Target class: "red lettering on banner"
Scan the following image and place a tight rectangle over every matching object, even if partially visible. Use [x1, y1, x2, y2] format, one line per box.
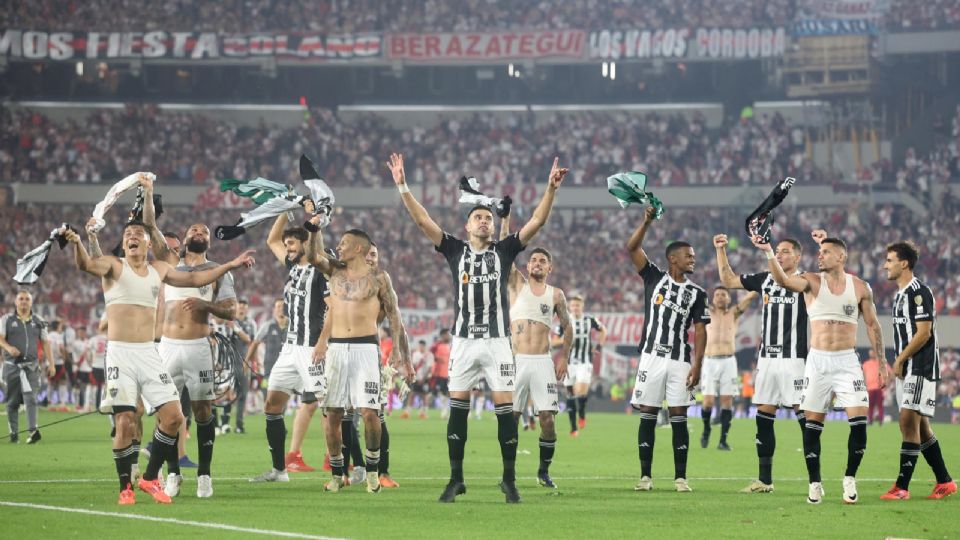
[466, 35, 482, 56]
[389, 35, 405, 56]
[484, 35, 501, 56]
[502, 33, 518, 54]
[409, 35, 423, 58]
[520, 185, 537, 205]
[518, 34, 533, 55]
[535, 33, 552, 54]
[445, 35, 462, 56]
[425, 35, 440, 57]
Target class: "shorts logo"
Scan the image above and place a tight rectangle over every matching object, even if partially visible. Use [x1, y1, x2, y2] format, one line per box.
[198, 370, 213, 384]
[903, 382, 917, 394]
[159, 373, 171, 385]
[852, 379, 866, 392]
[843, 304, 856, 317]
[794, 378, 804, 392]
[364, 382, 379, 395]
[109, 388, 118, 398]
[546, 383, 557, 395]
[925, 399, 936, 408]
[500, 363, 515, 377]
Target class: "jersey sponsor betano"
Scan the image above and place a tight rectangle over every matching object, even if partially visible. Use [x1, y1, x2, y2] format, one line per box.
[436, 232, 525, 339]
[740, 271, 808, 359]
[892, 277, 940, 380]
[556, 315, 602, 365]
[283, 260, 329, 347]
[638, 261, 710, 363]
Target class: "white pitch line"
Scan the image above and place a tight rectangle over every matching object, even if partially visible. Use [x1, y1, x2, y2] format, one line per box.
[0, 501, 346, 540]
[0, 476, 896, 484]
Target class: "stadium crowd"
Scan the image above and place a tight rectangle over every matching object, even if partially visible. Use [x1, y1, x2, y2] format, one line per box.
[2, 0, 958, 33]
[2, 105, 829, 188]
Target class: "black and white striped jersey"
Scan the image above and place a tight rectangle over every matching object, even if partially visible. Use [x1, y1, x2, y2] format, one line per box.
[638, 261, 710, 363]
[436, 232, 525, 339]
[740, 271, 808, 359]
[892, 277, 939, 380]
[283, 260, 329, 347]
[556, 316, 602, 365]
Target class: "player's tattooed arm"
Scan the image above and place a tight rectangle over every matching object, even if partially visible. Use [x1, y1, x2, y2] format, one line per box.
[85, 218, 104, 258]
[378, 270, 413, 381]
[63, 228, 116, 278]
[388, 153, 443, 246]
[734, 291, 758, 318]
[627, 206, 657, 272]
[554, 289, 572, 380]
[304, 221, 339, 275]
[859, 281, 888, 388]
[179, 298, 237, 320]
[140, 175, 177, 265]
[713, 234, 745, 289]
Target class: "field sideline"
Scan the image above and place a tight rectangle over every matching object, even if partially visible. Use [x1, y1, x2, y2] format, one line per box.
[0, 409, 956, 539]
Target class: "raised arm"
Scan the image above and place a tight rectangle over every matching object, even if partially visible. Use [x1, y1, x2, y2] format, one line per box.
[85, 218, 104, 258]
[518, 157, 567, 246]
[388, 153, 443, 247]
[378, 270, 414, 382]
[64, 229, 116, 278]
[859, 281, 888, 389]
[751, 236, 812, 293]
[553, 289, 571, 381]
[714, 234, 745, 289]
[626, 206, 657, 272]
[304, 217, 335, 275]
[140, 175, 178, 265]
[734, 291, 758, 318]
[499, 206, 523, 289]
[159, 250, 255, 288]
[267, 213, 289, 265]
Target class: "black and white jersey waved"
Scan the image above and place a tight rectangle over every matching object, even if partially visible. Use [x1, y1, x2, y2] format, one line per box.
[638, 261, 710, 363]
[740, 271, 808, 359]
[436, 232, 525, 339]
[556, 315, 602, 365]
[892, 277, 939, 380]
[283, 259, 329, 347]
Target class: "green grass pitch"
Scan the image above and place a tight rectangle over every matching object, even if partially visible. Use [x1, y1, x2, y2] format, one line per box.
[0, 409, 956, 539]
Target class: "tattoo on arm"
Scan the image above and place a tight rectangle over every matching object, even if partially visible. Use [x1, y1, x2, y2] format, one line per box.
[861, 285, 885, 357]
[555, 291, 573, 361]
[87, 234, 103, 258]
[378, 271, 409, 364]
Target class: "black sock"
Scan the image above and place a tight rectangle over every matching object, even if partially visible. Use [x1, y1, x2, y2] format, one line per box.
[719, 408, 733, 443]
[701, 407, 712, 434]
[447, 398, 470, 482]
[920, 436, 953, 483]
[670, 415, 689, 480]
[196, 415, 215, 477]
[365, 448, 380, 476]
[577, 396, 588, 420]
[340, 414, 354, 469]
[638, 413, 657, 478]
[845, 416, 867, 477]
[265, 413, 286, 472]
[538, 437, 556, 475]
[803, 420, 824, 483]
[566, 397, 577, 432]
[756, 411, 776, 485]
[797, 411, 806, 431]
[330, 454, 345, 477]
[379, 414, 390, 475]
[113, 444, 134, 491]
[495, 403, 518, 482]
[896, 442, 921, 490]
[144, 428, 177, 481]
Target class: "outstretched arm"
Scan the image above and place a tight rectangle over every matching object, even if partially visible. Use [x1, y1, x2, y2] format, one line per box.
[388, 153, 443, 247]
[140, 175, 178, 265]
[64, 229, 115, 278]
[518, 157, 567, 246]
[378, 271, 414, 382]
[554, 290, 571, 382]
[626, 206, 657, 272]
[267, 213, 289, 265]
[860, 282, 888, 389]
[714, 234, 745, 289]
[499, 206, 523, 289]
[304, 217, 335, 275]
[751, 236, 812, 293]
[159, 250, 255, 288]
[734, 291, 758, 317]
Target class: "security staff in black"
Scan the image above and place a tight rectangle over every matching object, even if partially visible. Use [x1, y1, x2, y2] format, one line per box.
[1, 290, 55, 443]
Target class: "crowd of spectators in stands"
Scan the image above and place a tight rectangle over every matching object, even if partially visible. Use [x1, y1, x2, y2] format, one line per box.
[2, 0, 957, 33]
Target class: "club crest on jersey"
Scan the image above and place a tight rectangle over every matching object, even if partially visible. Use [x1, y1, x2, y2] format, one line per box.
[540, 304, 549, 315]
[682, 290, 693, 303]
[151, 286, 160, 298]
[843, 304, 856, 316]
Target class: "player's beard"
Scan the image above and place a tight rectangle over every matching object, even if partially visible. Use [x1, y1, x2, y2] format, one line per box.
[186, 238, 209, 253]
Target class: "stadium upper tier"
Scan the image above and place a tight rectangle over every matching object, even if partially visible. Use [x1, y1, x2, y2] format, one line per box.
[2, 0, 957, 33]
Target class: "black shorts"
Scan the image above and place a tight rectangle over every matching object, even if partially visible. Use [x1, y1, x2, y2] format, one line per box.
[431, 377, 449, 396]
[301, 391, 318, 404]
[92, 368, 105, 384]
[410, 381, 430, 394]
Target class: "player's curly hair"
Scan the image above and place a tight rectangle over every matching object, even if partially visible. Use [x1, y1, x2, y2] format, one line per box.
[886, 241, 919, 270]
